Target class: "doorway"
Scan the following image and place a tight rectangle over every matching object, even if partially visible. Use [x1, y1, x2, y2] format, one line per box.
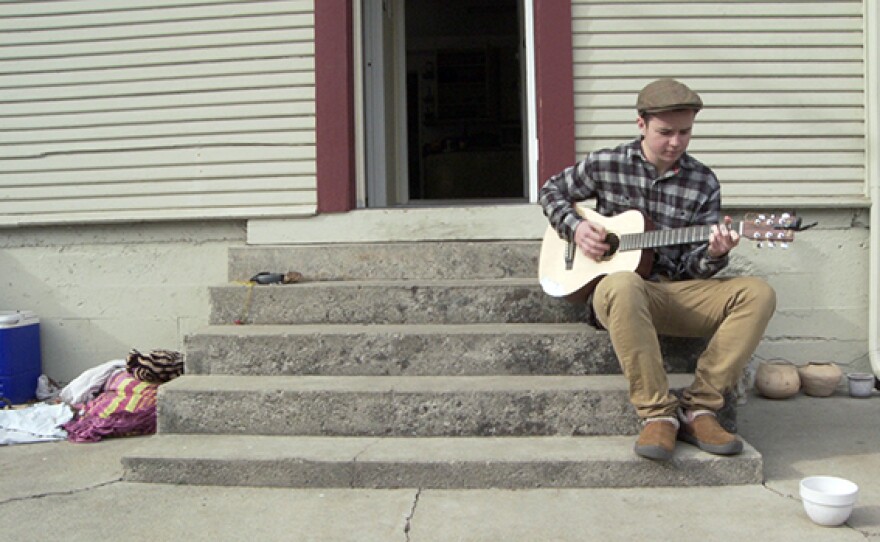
[362, 0, 527, 207]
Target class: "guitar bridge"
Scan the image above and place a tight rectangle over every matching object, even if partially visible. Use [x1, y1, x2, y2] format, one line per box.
[565, 239, 576, 270]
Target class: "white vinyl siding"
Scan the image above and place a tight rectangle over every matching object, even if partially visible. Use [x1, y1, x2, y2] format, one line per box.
[570, 0, 867, 207]
[0, 0, 316, 226]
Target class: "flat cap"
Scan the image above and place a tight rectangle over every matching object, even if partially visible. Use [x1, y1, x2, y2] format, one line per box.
[636, 78, 702, 114]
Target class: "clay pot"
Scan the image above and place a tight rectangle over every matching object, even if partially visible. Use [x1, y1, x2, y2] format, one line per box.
[755, 360, 801, 399]
[798, 362, 843, 397]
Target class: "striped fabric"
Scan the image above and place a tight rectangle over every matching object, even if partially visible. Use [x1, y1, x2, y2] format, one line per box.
[126, 348, 184, 384]
[90, 370, 158, 419]
[64, 370, 159, 443]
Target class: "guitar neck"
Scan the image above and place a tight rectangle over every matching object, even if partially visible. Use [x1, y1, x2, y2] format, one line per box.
[620, 221, 743, 251]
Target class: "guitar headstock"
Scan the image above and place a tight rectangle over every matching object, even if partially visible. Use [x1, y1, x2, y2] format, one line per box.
[741, 212, 800, 248]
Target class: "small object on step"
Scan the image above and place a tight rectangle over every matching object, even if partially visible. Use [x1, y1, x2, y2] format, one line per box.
[249, 271, 304, 285]
[283, 271, 303, 284]
[250, 272, 285, 284]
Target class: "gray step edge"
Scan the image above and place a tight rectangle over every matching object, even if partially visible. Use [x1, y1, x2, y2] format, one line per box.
[159, 373, 693, 393]
[123, 434, 763, 489]
[227, 241, 542, 282]
[155, 374, 696, 437]
[182, 324, 702, 377]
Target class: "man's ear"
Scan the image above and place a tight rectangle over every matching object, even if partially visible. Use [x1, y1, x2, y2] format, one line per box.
[637, 115, 647, 136]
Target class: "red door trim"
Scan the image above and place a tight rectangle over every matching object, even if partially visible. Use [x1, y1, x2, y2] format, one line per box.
[315, 0, 356, 213]
[533, 1, 576, 187]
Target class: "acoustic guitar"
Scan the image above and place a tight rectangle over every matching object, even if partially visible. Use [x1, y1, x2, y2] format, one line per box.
[538, 204, 801, 304]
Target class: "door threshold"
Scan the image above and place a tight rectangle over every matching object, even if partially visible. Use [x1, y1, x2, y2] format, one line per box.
[396, 198, 529, 207]
[247, 203, 547, 245]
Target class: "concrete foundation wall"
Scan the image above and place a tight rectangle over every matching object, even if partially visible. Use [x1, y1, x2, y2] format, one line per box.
[0, 221, 247, 383]
[729, 209, 871, 372]
[0, 207, 871, 384]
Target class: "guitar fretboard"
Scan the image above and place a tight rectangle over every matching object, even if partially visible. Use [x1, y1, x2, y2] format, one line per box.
[619, 222, 743, 251]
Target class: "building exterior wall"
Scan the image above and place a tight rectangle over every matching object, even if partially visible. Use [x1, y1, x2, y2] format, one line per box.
[0, 0, 318, 225]
[0, 221, 246, 382]
[570, 0, 867, 207]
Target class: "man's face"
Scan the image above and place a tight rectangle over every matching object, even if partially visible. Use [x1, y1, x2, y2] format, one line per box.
[637, 109, 696, 173]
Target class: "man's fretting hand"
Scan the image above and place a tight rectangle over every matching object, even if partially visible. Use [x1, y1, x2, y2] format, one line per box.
[574, 219, 611, 262]
[708, 216, 740, 258]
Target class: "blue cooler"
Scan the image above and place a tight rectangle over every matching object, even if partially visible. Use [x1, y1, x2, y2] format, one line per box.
[0, 311, 42, 404]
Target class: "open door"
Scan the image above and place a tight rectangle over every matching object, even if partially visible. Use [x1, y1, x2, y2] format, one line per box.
[362, 0, 527, 207]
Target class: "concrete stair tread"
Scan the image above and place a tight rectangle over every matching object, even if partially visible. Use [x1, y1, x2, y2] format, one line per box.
[208, 276, 581, 325]
[184, 324, 704, 377]
[183, 323, 624, 377]
[215, 277, 540, 288]
[193, 322, 595, 336]
[157, 374, 700, 437]
[228, 239, 542, 281]
[123, 434, 762, 488]
[162, 373, 694, 393]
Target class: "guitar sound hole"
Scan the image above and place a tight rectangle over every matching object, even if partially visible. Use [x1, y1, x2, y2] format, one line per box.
[603, 233, 620, 259]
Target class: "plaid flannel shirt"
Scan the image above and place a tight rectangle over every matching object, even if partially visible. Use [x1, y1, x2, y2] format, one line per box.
[539, 138, 728, 282]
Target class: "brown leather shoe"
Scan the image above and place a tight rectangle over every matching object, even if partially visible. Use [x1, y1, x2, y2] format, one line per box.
[678, 410, 743, 455]
[634, 418, 678, 461]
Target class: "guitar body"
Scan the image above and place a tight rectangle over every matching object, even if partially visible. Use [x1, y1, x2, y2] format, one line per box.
[538, 205, 801, 305]
[539, 206, 653, 304]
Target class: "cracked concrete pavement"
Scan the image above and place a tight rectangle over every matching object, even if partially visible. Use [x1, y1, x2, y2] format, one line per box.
[1, 392, 879, 541]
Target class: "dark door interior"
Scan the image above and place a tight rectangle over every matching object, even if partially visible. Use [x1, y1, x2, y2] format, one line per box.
[405, 0, 524, 201]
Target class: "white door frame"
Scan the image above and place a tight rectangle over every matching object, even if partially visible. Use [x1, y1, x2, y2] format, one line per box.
[523, 0, 538, 203]
[866, 0, 880, 376]
[353, 0, 366, 208]
[391, 0, 409, 205]
[361, 0, 389, 207]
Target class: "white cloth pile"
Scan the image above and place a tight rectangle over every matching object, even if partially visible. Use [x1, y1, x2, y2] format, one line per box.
[0, 359, 126, 445]
[59, 359, 126, 405]
[0, 402, 73, 445]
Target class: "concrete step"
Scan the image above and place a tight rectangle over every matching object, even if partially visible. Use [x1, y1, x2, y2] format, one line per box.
[123, 434, 763, 488]
[157, 374, 697, 437]
[209, 279, 583, 325]
[184, 323, 704, 377]
[227, 241, 541, 282]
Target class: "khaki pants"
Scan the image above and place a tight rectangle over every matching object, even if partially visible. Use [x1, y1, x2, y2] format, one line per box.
[592, 272, 777, 419]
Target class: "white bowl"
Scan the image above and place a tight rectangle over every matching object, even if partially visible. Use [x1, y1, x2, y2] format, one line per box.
[799, 476, 859, 526]
[847, 373, 875, 398]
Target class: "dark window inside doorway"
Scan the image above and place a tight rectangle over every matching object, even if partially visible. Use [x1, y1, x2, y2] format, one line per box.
[405, 0, 524, 201]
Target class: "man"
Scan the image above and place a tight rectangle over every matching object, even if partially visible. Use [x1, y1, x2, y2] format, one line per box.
[539, 78, 776, 461]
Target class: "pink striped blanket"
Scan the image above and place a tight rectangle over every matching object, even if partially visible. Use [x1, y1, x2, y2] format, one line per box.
[64, 370, 159, 443]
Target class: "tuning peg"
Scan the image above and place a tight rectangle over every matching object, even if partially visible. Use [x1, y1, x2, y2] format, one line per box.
[780, 242, 790, 249]
[766, 241, 775, 248]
